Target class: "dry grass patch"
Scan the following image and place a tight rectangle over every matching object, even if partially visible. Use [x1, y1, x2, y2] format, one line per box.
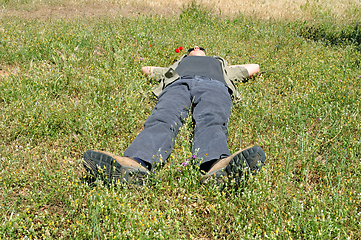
[0, 0, 360, 21]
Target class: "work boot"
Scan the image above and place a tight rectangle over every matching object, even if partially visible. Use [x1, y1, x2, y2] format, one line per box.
[202, 146, 266, 187]
[82, 150, 150, 185]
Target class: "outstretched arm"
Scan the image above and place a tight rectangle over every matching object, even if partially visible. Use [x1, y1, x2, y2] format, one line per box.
[228, 64, 260, 78]
[141, 66, 167, 77]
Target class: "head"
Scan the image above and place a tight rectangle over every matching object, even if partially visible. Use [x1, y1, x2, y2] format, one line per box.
[188, 46, 206, 56]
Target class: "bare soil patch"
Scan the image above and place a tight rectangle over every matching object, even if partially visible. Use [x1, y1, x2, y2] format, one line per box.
[0, 65, 11, 77]
[0, 70, 9, 77]
[0, 64, 21, 78]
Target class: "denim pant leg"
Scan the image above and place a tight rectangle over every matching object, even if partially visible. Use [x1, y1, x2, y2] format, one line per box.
[124, 79, 192, 167]
[191, 78, 232, 164]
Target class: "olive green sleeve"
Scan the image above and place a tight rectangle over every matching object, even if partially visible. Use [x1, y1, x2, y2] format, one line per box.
[227, 66, 249, 82]
[152, 55, 187, 97]
[149, 67, 167, 81]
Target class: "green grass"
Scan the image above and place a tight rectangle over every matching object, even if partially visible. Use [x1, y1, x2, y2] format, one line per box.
[0, 3, 360, 239]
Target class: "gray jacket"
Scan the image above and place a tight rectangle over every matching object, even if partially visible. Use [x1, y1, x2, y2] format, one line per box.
[150, 55, 249, 101]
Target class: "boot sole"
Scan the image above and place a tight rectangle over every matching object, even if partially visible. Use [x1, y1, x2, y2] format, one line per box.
[82, 150, 149, 185]
[205, 146, 266, 186]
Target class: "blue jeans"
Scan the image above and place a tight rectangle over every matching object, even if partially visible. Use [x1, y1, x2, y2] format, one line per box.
[124, 76, 232, 168]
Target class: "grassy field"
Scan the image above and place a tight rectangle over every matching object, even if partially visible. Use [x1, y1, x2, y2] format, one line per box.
[1, 0, 361, 239]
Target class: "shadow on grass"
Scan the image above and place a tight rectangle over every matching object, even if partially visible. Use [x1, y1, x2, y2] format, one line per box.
[299, 21, 361, 53]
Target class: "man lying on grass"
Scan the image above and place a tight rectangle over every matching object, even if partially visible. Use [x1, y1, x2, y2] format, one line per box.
[83, 46, 266, 187]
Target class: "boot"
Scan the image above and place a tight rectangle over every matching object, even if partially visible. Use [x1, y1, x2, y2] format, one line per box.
[82, 150, 150, 185]
[202, 146, 266, 187]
